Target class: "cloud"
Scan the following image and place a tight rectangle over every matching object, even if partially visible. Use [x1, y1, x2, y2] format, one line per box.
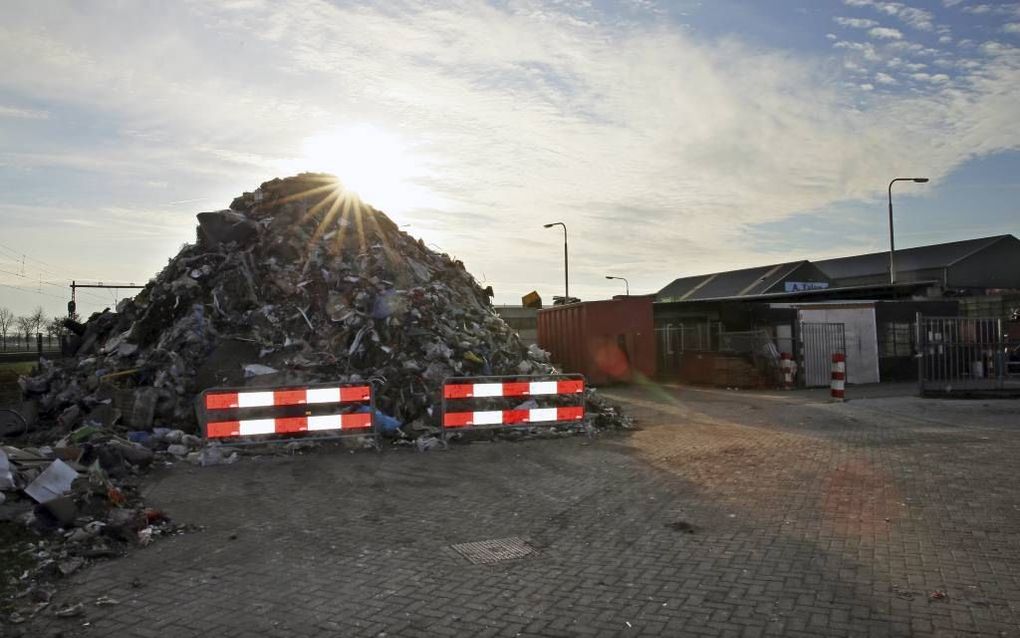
[869, 27, 904, 39]
[845, 1, 938, 31]
[1004, 23, 1020, 34]
[963, 4, 1020, 16]
[0, 105, 48, 120]
[875, 71, 898, 84]
[0, 1, 1019, 299]
[835, 16, 878, 28]
[834, 40, 883, 61]
[897, 7, 934, 31]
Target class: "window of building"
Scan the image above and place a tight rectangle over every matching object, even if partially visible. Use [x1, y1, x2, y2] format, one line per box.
[879, 322, 913, 357]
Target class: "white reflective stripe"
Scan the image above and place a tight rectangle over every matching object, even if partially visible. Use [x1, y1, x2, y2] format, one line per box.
[307, 414, 342, 431]
[237, 392, 274, 408]
[472, 383, 503, 398]
[473, 410, 504, 425]
[529, 381, 557, 395]
[833, 362, 846, 373]
[238, 419, 276, 435]
[831, 380, 845, 391]
[306, 387, 340, 404]
[528, 408, 558, 423]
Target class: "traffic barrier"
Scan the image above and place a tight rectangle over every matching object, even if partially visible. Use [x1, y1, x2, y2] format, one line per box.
[196, 382, 377, 446]
[830, 353, 846, 402]
[780, 353, 794, 390]
[441, 374, 586, 435]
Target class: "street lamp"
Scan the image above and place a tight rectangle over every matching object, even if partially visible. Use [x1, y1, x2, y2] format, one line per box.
[543, 222, 569, 303]
[605, 275, 629, 296]
[887, 177, 929, 284]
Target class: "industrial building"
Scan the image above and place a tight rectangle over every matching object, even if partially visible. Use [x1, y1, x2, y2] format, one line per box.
[535, 234, 1020, 389]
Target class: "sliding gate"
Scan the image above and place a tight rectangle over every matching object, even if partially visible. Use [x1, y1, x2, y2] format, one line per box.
[799, 322, 846, 387]
[917, 315, 1020, 397]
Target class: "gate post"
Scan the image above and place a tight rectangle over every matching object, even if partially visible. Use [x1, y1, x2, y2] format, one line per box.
[780, 353, 794, 390]
[831, 353, 846, 402]
[997, 317, 1005, 390]
[916, 312, 923, 396]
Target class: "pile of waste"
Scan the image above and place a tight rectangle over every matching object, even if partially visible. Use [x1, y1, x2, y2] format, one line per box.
[2, 174, 632, 621]
[1, 436, 195, 625]
[17, 173, 631, 440]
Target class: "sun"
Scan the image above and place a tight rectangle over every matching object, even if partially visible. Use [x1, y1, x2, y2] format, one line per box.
[283, 124, 436, 215]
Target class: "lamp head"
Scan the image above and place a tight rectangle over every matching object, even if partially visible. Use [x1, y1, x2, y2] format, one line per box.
[543, 223, 555, 228]
[913, 178, 929, 183]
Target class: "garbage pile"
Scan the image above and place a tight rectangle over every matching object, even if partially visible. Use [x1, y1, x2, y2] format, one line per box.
[18, 173, 631, 440]
[1, 437, 193, 625]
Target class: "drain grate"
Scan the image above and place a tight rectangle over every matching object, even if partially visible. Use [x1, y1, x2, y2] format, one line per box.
[450, 537, 535, 564]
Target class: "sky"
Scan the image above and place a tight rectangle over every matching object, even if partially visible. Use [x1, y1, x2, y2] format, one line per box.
[1, 0, 1019, 319]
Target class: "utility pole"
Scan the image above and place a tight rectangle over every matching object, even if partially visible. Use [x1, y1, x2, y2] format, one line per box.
[68, 281, 145, 317]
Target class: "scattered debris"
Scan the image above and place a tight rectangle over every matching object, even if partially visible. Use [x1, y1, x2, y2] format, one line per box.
[24, 459, 78, 504]
[929, 590, 947, 601]
[666, 520, 697, 534]
[54, 602, 85, 618]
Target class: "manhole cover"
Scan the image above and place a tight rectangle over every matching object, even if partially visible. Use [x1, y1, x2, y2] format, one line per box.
[450, 537, 535, 564]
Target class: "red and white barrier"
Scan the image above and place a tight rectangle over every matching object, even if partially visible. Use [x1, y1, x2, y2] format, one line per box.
[198, 383, 376, 444]
[830, 353, 846, 401]
[443, 406, 584, 428]
[443, 379, 584, 400]
[205, 385, 371, 410]
[441, 375, 586, 435]
[780, 353, 794, 390]
[206, 412, 373, 439]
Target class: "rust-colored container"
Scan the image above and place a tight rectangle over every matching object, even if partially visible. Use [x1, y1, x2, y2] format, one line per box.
[537, 297, 655, 385]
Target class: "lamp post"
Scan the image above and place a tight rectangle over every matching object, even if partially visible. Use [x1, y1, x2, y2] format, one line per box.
[605, 275, 629, 296]
[887, 177, 929, 284]
[543, 222, 569, 303]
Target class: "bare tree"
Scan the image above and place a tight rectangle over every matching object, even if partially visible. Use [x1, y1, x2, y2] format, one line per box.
[29, 306, 46, 335]
[0, 307, 12, 350]
[16, 315, 34, 347]
[47, 316, 69, 338]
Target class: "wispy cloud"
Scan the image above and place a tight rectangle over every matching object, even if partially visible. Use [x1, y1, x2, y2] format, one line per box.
[0, 0, 1018, 301]
[835, 16, 878, 28]
[0, 105, 48, 119]
[869, 26, 904, 39]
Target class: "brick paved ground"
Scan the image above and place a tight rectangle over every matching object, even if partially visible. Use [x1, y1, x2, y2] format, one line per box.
[12, 384, 1020, 637]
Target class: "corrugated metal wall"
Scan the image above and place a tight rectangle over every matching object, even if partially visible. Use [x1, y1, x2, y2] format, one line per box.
[537, 298, 655, 385]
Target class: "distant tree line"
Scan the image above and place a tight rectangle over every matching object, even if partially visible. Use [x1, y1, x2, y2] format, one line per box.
[0, 305, 71, 350]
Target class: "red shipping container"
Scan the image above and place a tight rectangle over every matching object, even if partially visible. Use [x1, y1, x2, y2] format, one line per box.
[537, 297, 655, 385]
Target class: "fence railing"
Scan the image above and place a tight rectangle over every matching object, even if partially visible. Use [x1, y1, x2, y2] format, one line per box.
[917, 314, 1020, 397]
[0, 333, 65, 356]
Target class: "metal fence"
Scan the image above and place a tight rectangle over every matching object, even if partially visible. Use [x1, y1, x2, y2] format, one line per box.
[655, 322, 720, 357]
[0, 333, 64, 357]
[799, 322, 846, 387]
[655, 323, 784, 386]
[917, 314, 1020, 397]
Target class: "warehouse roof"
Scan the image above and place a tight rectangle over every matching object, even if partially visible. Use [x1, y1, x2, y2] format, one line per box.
[655, 234, 1020, 305]
[657, 260, 824, 302]
[814, 235, 1015, 281]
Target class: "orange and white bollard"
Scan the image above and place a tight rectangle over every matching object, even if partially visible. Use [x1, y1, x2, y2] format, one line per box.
[780, 353, 794, 390]
[830, 353, 846, 401]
